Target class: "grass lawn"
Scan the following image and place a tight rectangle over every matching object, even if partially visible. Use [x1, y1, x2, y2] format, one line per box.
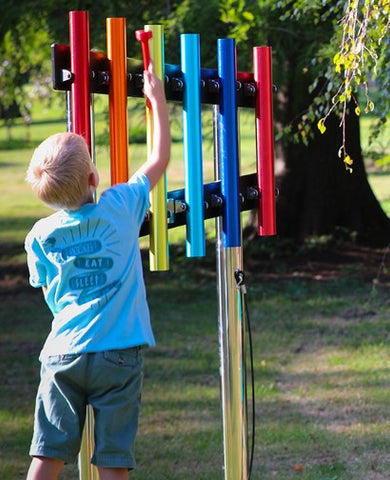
[0, 100, 389, 479]
[1, 243, 389, 479]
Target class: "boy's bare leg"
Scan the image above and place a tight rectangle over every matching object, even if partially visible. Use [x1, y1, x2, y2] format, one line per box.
[26, 456, 64, 480]
[98, 467, 129, 480]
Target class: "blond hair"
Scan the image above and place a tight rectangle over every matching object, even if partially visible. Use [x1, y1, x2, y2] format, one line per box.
[26, 132, 94, 210]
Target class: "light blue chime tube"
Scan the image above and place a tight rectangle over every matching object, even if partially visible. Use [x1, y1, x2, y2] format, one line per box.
[180, 33, 205, 257]
[215, 38, 248, 480]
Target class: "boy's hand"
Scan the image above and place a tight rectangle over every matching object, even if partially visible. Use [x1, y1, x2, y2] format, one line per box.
[143, 61, 166, 107]
[138, 61, 170, 189]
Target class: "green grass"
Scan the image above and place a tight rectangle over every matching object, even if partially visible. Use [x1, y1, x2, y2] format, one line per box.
[1, 99, 390, 479]
[1, 251, 389, 479]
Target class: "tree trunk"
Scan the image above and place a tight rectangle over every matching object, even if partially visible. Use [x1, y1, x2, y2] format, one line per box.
[274, 109, 390, 247]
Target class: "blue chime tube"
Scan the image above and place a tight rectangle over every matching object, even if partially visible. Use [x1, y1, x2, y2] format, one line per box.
[215, 38, 248, 480]
[180, 33, 205, 257]
[217, 39, 241, 248]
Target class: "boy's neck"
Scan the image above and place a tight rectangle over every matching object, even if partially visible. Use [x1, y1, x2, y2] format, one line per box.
[65, 189, 95, 211]
[81, 187, 96, 206]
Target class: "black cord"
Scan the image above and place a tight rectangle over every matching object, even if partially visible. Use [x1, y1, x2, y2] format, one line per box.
[235, 269, 255, 480]
[245, 284, 255, 479]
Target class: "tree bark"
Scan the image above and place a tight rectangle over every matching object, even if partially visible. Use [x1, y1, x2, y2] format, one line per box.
[273, 109, 390, 247]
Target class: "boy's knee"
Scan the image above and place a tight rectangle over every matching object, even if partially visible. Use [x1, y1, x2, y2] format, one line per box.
[97, 466, 129, 480]
[27, 456, 65, 480]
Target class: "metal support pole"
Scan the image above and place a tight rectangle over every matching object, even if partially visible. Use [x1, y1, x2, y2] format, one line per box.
[214, 36, 248, 480]
[216, 239, 247, 480]
[78, 411, 99, 480]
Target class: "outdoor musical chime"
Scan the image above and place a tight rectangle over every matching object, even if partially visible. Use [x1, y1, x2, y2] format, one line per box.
[52, 10, 276, 480]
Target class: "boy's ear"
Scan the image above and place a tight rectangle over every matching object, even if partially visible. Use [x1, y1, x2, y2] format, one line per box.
[89, 169, 99, 188]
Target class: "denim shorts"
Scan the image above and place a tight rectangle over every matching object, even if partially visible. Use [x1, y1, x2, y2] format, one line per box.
[30, 347, 143, 468]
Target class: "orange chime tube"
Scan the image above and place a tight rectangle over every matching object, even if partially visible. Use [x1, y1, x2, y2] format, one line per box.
[107, 17, 129, 185]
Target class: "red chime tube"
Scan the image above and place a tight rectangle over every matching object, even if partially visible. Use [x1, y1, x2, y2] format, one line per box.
[69, 11, 91, 151]
[253, 46, 276, 236]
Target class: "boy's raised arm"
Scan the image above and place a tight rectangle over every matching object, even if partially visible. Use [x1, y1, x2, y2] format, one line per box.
[138, 62, 171, 190]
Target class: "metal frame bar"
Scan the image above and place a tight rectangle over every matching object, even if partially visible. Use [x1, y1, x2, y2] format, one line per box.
[51, 44, 257, 108]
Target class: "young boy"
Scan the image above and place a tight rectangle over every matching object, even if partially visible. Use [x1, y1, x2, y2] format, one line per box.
[25, 62, 170, 480]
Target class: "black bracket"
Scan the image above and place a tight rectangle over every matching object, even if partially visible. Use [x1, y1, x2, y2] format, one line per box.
[51, 43, 257, 108]
[139, 173, 258, 237]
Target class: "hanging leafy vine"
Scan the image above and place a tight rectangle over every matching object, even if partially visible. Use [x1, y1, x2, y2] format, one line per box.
[317, 0, 389, 170]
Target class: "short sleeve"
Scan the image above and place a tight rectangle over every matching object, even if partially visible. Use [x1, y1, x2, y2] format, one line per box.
[96, 172, 150, 230]
[24, 231, 47, 288]
[127, 172, 150, 224]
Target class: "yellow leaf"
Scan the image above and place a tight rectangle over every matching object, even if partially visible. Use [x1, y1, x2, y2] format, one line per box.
[355, 106, 361, 116]
[317, 118, 327, 134]
[344, 155, 353, 165]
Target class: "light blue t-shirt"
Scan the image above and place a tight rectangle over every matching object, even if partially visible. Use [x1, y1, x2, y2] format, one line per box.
[25, 172, 155, 360]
